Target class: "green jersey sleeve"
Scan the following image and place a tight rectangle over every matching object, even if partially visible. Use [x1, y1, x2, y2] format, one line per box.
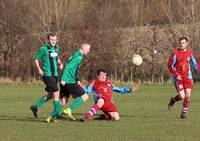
[34, 46, 46, 60]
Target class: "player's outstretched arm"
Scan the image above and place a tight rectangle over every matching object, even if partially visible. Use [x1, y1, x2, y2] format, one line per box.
[112, 83, 139, 94]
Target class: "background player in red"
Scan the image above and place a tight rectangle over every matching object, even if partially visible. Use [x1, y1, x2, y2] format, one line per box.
[81, 69, 139, 121]
[167, 37, 200, 118]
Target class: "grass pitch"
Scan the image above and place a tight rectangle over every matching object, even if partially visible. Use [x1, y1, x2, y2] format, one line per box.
[0, 83, 200, 141]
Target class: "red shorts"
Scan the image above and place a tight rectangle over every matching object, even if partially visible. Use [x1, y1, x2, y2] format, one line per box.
[101, 101, 118, 114]
[175, 79, 193, 92]
[97, 96, 118, 113]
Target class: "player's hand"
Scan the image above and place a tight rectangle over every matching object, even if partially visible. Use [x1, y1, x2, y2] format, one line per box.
[38, 69, 44, 76]
[58, 59, 64, 71]
[60, 80, 65, 86]
[78, 81, 83, 88]
[59, 63, 64, 71]
[176, 75, 182, 80]
[132, 83, 139, 92]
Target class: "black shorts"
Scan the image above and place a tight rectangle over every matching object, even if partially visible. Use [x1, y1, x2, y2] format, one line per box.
[43, 76, 59, 93]
[60, 84, 85, 99]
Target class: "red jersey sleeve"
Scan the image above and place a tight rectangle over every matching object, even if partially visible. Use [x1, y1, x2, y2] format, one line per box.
[190, 51, 200, 73]
[167, 51, 180, 78]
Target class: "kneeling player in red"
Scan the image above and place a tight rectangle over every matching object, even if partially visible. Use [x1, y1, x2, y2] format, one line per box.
[82, 69, 138, 121]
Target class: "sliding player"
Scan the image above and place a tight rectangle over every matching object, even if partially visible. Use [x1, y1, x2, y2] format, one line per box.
[81, 69, 138, 121]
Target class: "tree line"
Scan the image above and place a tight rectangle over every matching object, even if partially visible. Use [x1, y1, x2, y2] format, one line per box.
[1, 0, 200, 82]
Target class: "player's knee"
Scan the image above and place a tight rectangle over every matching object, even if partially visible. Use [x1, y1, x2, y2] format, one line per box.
[60, 97, 68, 105]
[185, 91, 191, 101]
[110, 112, 120, 121]
[97, 98, 104, 108]
[52, 91, 60, 100]
[185, 95, 190, 101]
[114, 115, 120, 121]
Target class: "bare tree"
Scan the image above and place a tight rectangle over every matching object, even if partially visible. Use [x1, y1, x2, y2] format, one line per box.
[16, 0, 86, 42]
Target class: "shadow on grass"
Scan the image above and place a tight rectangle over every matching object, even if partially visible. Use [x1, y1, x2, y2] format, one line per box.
[0, 113, 139, 123]
[71, 113, 138, 122]
[73, 113, 137, 118]
[0, 115, 46, 123]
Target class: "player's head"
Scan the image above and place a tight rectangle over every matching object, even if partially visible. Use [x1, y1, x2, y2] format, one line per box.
[97, 69, 107, 81]
[47, 33, 57, 47]
[80, 43, 91, 56]
[179, 37, 188, 51]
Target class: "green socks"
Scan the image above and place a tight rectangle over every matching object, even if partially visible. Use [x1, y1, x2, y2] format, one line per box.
[50, 100, 62, 118]
[34, 96, 47, 109]
[69, 97, 85, 111]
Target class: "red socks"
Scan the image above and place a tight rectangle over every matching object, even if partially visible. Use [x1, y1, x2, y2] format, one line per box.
[84, 104, 99, 119]
[181, 98, 190, 114]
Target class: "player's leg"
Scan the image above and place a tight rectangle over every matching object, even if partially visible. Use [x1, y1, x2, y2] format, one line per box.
[47, 91, 62, 122]
[46, 77, 62, 123]
[100, 102, 118, 121]
[69, 93, 89, 110]
[106, 103, 119, 121]
[60, 84, 70, 106]
[180, 80, 192, 118]
[54, 84, 71, 119]
[32, 93, 52, 108]
[30, 93, 52, 118]
[60, 96, 69, 105]
[63, 84, 88, 120]
[84, 97, 105, 120]
[168, 80, 185, 111]
[180, 88, 191, 118]
[108, 112, 120, 121]
[30, 77, 54, 118]
[63, 94, 88, 121]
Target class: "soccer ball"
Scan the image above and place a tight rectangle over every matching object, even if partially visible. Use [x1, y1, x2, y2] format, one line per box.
[132, 54, 143, 66]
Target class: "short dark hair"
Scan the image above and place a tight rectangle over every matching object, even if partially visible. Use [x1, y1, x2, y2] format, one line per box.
[179, 37, 188, 42]
[97, 69, 106, 75]
[47, 33, 57, 40]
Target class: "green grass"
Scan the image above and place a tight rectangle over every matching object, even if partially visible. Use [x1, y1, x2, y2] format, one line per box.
[1, 83, 200, 141]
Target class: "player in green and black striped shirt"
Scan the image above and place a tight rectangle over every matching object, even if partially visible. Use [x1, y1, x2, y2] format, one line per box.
[60, 43, 91, 121]
[30, 33, 63, 123]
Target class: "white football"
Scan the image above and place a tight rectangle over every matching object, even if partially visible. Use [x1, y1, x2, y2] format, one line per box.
[132, 54, 143, 66]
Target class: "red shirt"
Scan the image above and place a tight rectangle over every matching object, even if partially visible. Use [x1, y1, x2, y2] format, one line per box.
[87, 80, 113, 101]
[168, 49, 200, 80]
